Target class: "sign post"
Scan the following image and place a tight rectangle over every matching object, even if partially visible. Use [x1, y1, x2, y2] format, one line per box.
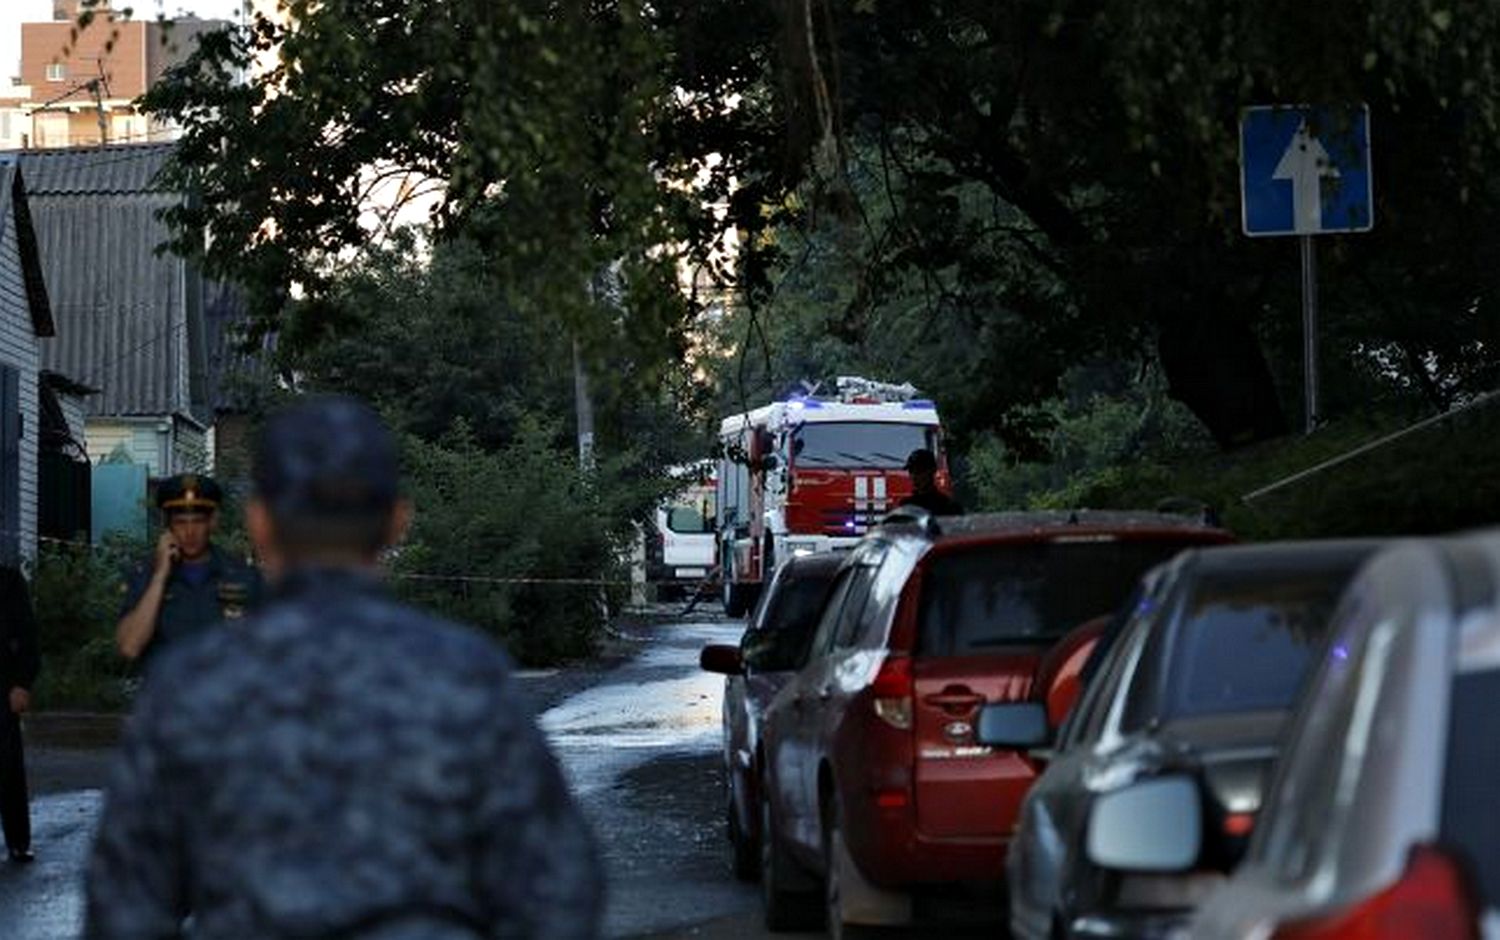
[1241, 104, 1373, 433]
[1300, 235, 1319, 433]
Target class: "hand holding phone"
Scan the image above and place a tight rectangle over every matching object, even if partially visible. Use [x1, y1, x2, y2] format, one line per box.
[155, 531, 181, 574]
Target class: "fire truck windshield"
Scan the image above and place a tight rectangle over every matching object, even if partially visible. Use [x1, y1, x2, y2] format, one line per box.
[790, 422, 938, 469]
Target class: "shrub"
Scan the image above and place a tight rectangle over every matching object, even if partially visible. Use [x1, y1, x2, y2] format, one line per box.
[29, 535, 144, 711]
[394, 418, 671, 665]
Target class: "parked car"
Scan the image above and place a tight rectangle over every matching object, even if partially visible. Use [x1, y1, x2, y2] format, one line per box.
[984, 540, 1382, 940]
[755, 508, 1234, 936]
[701, 551, 844, 880]
[1191, 532, 1500, 939]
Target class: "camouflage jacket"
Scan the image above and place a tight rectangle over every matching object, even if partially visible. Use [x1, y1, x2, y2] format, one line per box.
[85, 568, 604, 939]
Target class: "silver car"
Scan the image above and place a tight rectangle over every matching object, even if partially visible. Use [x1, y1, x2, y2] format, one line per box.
[1190, 532, 1500, 939]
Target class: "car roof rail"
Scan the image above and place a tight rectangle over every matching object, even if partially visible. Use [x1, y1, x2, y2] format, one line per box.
[881, 505, 943, 537]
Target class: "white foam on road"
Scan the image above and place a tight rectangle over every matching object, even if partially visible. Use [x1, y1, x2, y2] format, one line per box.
[541, 621, 743, 795]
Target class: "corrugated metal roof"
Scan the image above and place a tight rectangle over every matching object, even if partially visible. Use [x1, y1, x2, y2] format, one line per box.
[32, 193, 192, 418]
[13, 143, 264, 421]
[13, 144, 174, 196]
[204, 280, 275, 412]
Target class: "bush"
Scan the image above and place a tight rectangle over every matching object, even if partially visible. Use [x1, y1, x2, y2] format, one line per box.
[394, 418, 671, 665]
[29, 536, 144, 711]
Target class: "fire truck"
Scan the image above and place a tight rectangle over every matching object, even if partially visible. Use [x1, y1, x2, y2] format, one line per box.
[715, 377, 949, 615]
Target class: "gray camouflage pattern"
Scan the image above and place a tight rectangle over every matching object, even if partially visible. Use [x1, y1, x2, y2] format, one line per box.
[85, 569, 604, 939]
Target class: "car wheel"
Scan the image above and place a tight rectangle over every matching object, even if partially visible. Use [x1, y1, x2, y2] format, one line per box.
[823, 800, 884, 940]
[728, 792, 759, 882]
[760, 791, 821, 931]
[722, 555, 752, 617]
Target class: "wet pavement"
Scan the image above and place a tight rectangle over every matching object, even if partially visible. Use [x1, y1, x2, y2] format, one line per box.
[0, 615, 768, 939]
[0, 613, 992, 938]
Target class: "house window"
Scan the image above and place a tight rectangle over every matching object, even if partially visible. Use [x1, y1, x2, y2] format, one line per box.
[45, 63, 66, 82]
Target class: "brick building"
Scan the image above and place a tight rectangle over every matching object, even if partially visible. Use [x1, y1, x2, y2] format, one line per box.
[1, 1, 231, 150]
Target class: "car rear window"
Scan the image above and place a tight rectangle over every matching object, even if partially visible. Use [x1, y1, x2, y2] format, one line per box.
[1439, 667, 1500, 907]
[916, 537, 1191, 655]
[1157, 570, 1347, 719]
[743, 572, 837, 670]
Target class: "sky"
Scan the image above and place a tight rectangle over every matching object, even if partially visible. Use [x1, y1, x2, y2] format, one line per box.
[1, 0, 247, 82]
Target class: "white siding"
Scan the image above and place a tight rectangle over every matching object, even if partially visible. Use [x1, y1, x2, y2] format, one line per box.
[86, 421, 134, 466]
[0, 206, 40, 563]
[87, 419, 164, 473]
[86, 417, 206, 477]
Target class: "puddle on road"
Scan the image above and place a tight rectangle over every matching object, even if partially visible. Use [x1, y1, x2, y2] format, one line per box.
[541, 673, 723, 751]
[541, 621, 741, 796]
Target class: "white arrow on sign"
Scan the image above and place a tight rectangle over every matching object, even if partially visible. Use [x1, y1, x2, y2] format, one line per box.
[1273, 119, 1340, 235]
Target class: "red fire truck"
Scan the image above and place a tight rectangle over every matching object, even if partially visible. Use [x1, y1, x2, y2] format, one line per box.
[715, 377, 949, 615]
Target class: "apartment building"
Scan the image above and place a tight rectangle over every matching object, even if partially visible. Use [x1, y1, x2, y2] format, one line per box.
[1, 1, 230, 149]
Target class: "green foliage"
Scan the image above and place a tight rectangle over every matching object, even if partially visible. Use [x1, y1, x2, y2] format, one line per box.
[978, 393, 1500, 545]
[131, 0, 714, 391]
[29, 537, 144, 711]
[394, 420, 672, 665]
[965, 367, 1214, 509]
[281, 233, 713, 465]
[702, 1, 1500, 449]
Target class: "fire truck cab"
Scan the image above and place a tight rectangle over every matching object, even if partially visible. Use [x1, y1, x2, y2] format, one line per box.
[715, 377, 948, 615]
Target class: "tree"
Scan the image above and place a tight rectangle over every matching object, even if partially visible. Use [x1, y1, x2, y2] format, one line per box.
[735, 0, 1500, 446]
[133, 0, 714, 383]
[119, 1, 1500, 452]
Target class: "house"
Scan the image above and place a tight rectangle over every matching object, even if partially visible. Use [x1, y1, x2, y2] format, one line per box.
[0, 159, 58, 564]
[19, 143, 215, 479]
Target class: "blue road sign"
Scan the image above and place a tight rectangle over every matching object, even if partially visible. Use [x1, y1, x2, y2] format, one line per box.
[1240, 105, 1373, 237]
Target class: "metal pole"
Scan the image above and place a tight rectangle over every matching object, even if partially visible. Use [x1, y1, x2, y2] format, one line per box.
[1300, 234, 1319, 434]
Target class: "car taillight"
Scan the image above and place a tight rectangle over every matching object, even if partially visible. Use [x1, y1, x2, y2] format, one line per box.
[872, 655, 912, 730]
[1271, 846, 1479, 940]
[1223, 812, 1256, 838]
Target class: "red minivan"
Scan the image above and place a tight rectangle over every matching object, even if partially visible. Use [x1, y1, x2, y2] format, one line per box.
[755, 509, 1234, 936]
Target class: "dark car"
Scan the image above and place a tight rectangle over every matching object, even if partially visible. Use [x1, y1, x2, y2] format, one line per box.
[986, 540, 1382, 940]
[755, 509, 1233, 936]
[701, 552, 844, 879]
[1193, 531, 1500, 939]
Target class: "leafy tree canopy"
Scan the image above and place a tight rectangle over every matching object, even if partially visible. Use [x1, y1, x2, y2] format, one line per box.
[96, 0, 1500, 452]
[724, 0, 1500, 448]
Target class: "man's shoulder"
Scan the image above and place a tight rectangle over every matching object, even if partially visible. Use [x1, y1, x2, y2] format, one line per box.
[145, 592, 515, 705]
[271, 589, 513, 672]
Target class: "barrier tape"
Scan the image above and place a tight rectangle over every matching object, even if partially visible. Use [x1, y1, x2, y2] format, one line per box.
[38, 535, 716, 594]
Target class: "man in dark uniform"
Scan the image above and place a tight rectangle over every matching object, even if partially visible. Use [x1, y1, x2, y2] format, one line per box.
[0, 564, 38, 863]
[899, 448, 964, 515]
[115, 474, 263, 664]
[86, 396, 604, 939]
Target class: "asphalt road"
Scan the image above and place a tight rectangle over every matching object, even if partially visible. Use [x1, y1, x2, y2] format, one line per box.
[0, 611, 999, 938]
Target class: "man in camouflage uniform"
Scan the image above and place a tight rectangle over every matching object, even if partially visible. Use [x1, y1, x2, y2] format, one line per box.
[86, 396, 605, 938]
[115, 474, 263, 665]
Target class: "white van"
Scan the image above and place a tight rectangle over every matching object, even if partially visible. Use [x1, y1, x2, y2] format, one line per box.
[647, 466, 717, 599]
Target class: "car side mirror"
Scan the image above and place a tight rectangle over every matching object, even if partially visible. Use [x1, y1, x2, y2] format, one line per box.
[700, 644, 744, 676]
[1087, 776, 1202, 873]
[976, 702, 1051, 749]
